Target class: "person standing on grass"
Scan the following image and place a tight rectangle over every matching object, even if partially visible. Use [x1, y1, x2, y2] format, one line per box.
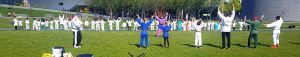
[245, 16, 262, 48]
[13, 17, 18, 30]
[54, 19, 59, 30]
[263, 16, 283, 48]
[18, 19, 23, 30]
[158, 21, 172, 48]
[155, 12, 168, 37]
[114, 18, 121, 31]
[25, 18, 30, 30]
[218, 5, 235, 49]
[71, 15, 83, 48]
[136, 14, 154, 49]
[194, 20, 204, 48]
[108, 19, 114, 31]
[100, 19, 106, 31]
[49, 18, 54, 30]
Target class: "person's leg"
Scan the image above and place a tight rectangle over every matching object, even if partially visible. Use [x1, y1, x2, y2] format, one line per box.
[73, 31, 78, 47]
[164, 37, 167, 47]
[77, 31, 82, 46]
[272, 32, 277, 47]
[72, 32, 75, 46]
[195, 34, 199, 47]
[247, 33, 252, 47]
[140, 35, 145, 48]
[157, 29, 162, 37]
[221, 32, 226, 49]
[15, 26, 18, 30]
[226, 32, 231, 48]
[253, 34, 258, 48]
[276, 33, 280, 47]
[167, 37, 169, 47]
[199, 33, 202, 47]
[145, 35, 149, 48]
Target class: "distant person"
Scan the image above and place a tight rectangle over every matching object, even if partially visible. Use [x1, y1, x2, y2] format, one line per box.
[218, 5, 235, 49]
[114, 19, 121, 31]
[13, 17, 18, 30]
[263, 16, 283, 48]
[25, 18, 30, 30]
[18, 19, 23, 30]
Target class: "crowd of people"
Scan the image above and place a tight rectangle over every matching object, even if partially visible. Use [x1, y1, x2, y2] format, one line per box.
[10, 5, 284, 49]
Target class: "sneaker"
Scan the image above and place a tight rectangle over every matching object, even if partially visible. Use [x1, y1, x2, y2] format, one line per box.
[271, 45, 277, 48]
[74, 46, 80, 48]
[276, 44, 279, 47]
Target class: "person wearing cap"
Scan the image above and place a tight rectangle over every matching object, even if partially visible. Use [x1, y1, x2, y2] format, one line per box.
[245, 16, 262, 48]
[263, 16, 283, 48]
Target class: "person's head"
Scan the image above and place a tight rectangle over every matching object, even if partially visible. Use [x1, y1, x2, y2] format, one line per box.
[143, 17, 148, 22]
[197, 20, 202, 25]
[252, 16, 258, 21]
[276, 16, 281, 20]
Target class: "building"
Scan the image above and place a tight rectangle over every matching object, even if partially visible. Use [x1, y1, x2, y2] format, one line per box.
[242, 0, 300, 21]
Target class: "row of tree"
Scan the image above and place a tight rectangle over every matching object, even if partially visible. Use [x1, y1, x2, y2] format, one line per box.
[87, 0, 241, 19]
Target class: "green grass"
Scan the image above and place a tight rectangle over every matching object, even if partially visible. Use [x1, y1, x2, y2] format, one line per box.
[0, 7, 64, 17]
[0, 30, 299, 57]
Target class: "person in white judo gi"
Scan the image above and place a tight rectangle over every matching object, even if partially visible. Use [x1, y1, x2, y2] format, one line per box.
[263, 16, 283, 48]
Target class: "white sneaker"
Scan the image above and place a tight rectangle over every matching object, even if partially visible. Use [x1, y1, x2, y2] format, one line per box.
[74, 46, 81, 48]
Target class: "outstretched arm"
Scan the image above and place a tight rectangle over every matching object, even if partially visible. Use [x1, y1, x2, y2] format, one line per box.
[164, 13, 169, 20]
[217, 7, 226, 19]
[230, 6, 236, 20]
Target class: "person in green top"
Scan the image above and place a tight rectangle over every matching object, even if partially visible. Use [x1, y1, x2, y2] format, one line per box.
[245, 16, 262, 48]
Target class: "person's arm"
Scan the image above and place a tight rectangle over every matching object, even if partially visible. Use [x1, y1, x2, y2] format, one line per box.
[230, 6, 235, 20]
[164, 13, 168, 20]
[265, 21, 277, 27]
[217, 7, 226, 20]
[245, 20, 253, 24]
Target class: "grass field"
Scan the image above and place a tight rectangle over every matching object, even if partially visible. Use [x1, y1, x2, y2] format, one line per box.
[0, 30, 299, 57]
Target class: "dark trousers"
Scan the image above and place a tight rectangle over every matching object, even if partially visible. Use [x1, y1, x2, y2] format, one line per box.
[222, 32, 231, 48]
[73, 31, 82, 46]
[164, 37, 169, 47]
[15, 26, 18, 30]
[232, 27, 235, 31]
[248, 34, 258, 48]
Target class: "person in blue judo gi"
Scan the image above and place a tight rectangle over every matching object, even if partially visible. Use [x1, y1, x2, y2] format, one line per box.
[158, 21, 172, 48]
[136, 14, 154, 49]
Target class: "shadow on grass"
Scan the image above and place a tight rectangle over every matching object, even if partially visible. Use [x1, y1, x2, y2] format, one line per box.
[128, 52, 145, 57]
[150, 44, 163, 47]
[129, 43, 140, 48]
[203, 43, 222, 49]
[128, 52, 134, 57]
[77, 54, 93, 57]
[182, 44, 195, 47]
[232, 44, 247, 48]
[289, 42, 300, 45]
[258, 43, 270, 47]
